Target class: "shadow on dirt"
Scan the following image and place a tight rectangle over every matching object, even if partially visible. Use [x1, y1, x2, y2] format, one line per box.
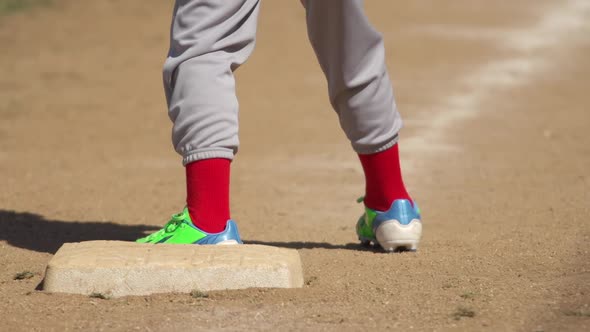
[0, 210, 159, 254]
[245, 240, 375, 251]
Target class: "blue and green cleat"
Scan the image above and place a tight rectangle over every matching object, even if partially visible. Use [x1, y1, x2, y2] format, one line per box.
[356, 198, 422, 252]
[136, 208, 242, 245]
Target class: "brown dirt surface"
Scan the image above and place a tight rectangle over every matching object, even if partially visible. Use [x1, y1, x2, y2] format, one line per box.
[1, 0, 589, 331]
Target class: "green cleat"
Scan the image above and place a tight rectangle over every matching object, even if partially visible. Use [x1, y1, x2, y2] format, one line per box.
[136, 208, 242, 245]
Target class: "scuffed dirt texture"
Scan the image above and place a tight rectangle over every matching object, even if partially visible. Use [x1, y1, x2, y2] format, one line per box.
[0, 0, 588, 331]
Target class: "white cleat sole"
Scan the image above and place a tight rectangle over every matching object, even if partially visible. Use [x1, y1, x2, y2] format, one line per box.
[375, 219, 422, 252]
[215, 239, 240, 245]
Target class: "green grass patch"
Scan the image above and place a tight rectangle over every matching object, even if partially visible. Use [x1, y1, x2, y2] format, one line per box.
[190, 290, 209, 299]
[452, 306, 476, 320]
[89, 292, 110, 300]
[563, 309, 590, 317]
[0, 0, 51, 15]
[13, 271, 35, 280]
[460, 291, 477, 300]
[304, 276, 318, 286]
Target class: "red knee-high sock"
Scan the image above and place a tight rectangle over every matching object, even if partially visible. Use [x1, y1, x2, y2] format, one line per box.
[185, 158, 231, 233]
[358, 144, 412, 211]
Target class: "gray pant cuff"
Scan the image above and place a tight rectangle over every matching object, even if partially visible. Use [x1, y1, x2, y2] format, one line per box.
[354, 134, 399, 155]
[182, 148, 235, 165]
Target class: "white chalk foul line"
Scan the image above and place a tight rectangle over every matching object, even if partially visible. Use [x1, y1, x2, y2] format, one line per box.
[403, 0, 590, 153]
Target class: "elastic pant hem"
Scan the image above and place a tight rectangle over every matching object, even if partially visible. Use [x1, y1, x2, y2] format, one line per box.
[354, 134, 399, 155]
[182, 148, 235, 165]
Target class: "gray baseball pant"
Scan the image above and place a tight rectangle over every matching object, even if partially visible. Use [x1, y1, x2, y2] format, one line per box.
[164, 0, 402, 165]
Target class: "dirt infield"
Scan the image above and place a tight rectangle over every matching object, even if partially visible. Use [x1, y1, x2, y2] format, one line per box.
[1, 0, 589, 331]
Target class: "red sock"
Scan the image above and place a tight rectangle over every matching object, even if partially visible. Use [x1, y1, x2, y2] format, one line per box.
[358, 144, 412, 211]
[185, 158, 231, 233]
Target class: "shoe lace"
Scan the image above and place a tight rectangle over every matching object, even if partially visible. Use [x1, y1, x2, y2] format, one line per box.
[164, 213, 185, 232]
[145, 213, 185, 240]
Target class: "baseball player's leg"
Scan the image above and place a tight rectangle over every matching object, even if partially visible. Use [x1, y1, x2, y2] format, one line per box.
[164, 0, 260, 164]
[137, 0, 261, 244]
[304, 0, 421, 251]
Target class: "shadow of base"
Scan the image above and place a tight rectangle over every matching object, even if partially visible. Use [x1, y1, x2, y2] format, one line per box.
[244, 240, 377, 251]
[0, 209, 387, 254]
[0, 210, 159, 254]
